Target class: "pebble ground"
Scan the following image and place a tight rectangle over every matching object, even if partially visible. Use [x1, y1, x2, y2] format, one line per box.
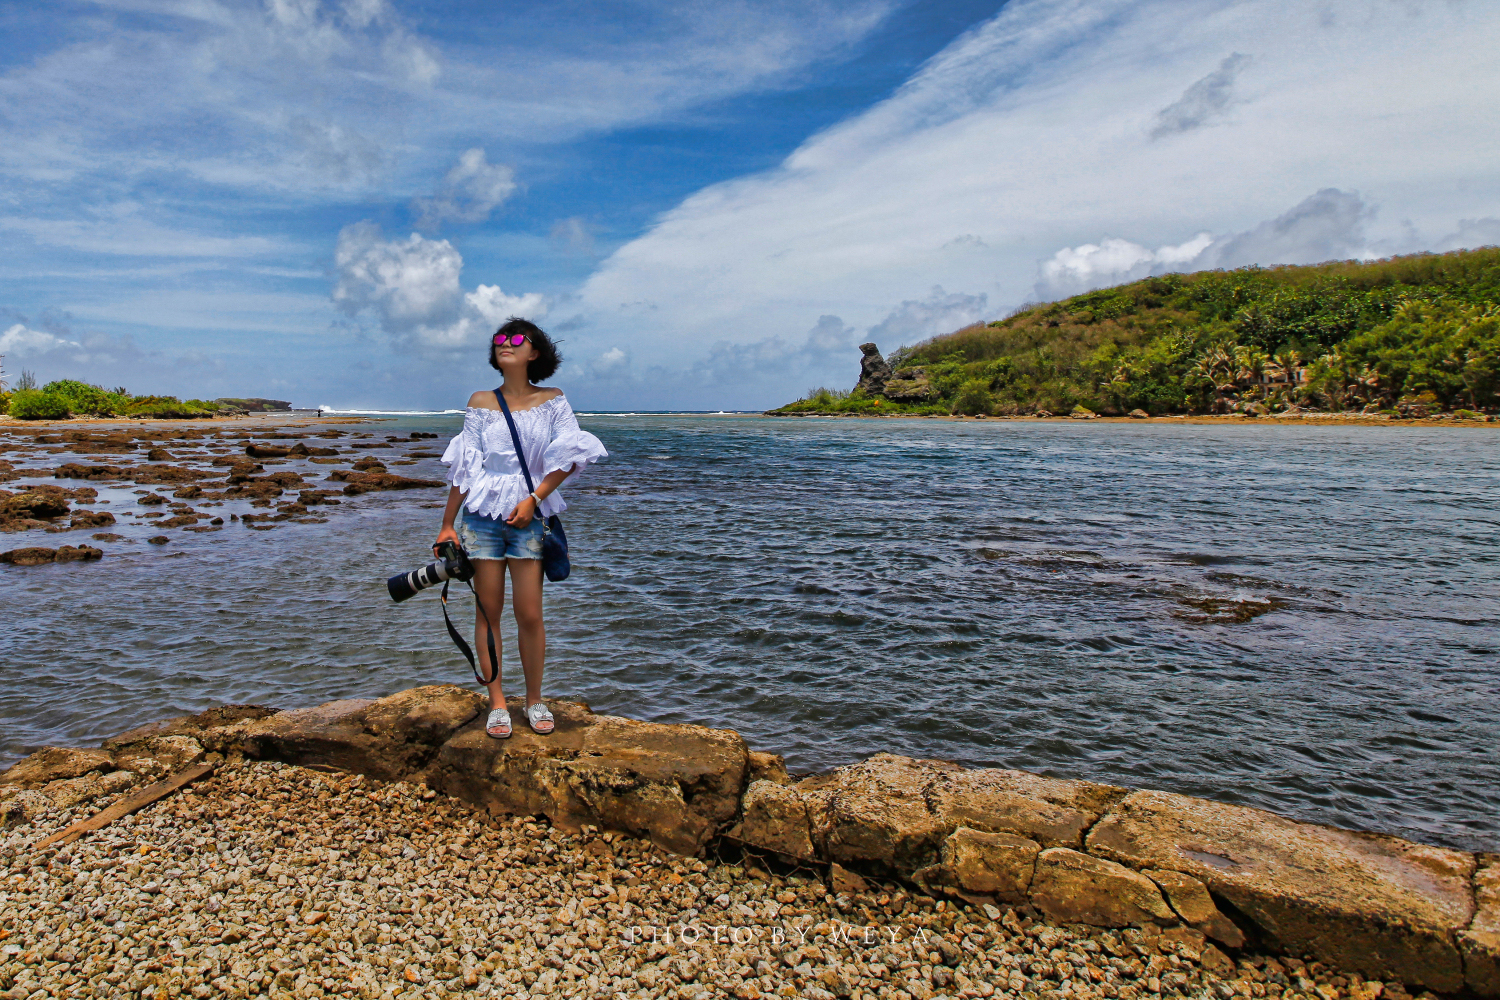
[0, 762, 1419, 1000]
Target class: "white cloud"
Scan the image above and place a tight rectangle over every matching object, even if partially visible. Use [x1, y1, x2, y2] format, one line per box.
[571, 0, 1500, 406]
[1035, 189, 1371, 298]
[412, 149, 517, 230]
[0, 324, 82, 356]
[868, 286, 990, 348]
[332, 221, 547, 348]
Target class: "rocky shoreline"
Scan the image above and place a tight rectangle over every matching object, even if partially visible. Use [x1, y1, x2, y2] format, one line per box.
[2, 687, 1495, 999]
[0, 415, 451, 562]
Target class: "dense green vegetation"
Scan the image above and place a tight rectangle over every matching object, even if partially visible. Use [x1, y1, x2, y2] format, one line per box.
[0, 378, 223, 420]
[772, 248, 1500, 417]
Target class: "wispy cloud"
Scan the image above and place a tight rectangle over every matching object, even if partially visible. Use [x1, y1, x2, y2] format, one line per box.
[412, 149, 517, 230]
[1150, 53, 1251, 140]
[569, 0, 1500, 406]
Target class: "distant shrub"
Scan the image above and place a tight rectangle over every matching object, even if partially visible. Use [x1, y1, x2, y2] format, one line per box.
[9, 389, 71, 420]
[0, 391, 10, 415]
[124, 395, 215, 419]
[951, 379, 995, 415]
[41, 379, 130, 416]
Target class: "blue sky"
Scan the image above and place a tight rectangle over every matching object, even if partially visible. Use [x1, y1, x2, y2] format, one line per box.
[3, 0, 1499, 411]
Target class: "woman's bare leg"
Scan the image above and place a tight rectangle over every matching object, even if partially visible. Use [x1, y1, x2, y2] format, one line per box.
[508, 557, 550, 731]
[471, 558, 508, 725]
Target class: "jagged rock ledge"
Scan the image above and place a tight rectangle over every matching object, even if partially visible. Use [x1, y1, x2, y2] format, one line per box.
[2, 685, 1495, 996]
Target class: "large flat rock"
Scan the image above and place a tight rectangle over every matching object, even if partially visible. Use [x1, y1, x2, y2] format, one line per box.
[1463, 854, 1500, 995]
[1086, 789, 1475, 992]
[424, 697, 748, 856]
[796, 752, 1125, 875]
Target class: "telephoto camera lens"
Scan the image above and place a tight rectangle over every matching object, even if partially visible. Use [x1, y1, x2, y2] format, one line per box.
[387, 542, 475, 602]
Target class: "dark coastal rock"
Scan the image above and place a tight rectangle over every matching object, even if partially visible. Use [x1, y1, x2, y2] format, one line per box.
[172, 485, 203, 499]
[132, 464, 213, 485]
[855, 343, 892, 394]
[138, 492, 167, 505]
[54, 544, 103, 561]
[246, 443, 291, 458]
[1128, 408, 1149, 418]
[288, 441, 339, 457]
[1, 547, 60, 565]
[147, 535, 170, 544]
[68, 510, 116, 529]
[53, 462, 128, 480]
[351, 456, 388, 472]
[882, 367, 936, 403]
[156, 514, 199, 528]
[145, 448, 175, 461]
[2, 489, 71, 520]
[428, 700, 748, 856]
[328, 470, 445, 494]
[1086, 788, 1475, 992]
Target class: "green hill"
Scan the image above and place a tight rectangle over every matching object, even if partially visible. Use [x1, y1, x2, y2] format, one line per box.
[771, 247, 1500, 417]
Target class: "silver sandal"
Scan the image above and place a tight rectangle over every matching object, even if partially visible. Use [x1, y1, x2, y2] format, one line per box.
[486, 708, 512, 740]
[524, 702, 554, 735]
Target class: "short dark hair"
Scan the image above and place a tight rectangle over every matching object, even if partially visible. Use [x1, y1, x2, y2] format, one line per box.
[488, 317, 562, 383]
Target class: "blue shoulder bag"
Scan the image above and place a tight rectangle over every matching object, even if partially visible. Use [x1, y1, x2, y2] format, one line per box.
[495, 389, 571, 582]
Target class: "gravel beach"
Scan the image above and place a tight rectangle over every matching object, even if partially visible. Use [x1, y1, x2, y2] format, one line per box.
[0, 761, 1405, 1000]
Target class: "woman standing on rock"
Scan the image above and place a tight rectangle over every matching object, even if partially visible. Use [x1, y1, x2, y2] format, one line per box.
[433, 318, 607, 739]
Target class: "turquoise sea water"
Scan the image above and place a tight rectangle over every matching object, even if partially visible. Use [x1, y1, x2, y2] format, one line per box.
[2, 416, 1497, 851]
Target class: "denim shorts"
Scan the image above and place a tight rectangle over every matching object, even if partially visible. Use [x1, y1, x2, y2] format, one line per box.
[456, 509, 545, 561]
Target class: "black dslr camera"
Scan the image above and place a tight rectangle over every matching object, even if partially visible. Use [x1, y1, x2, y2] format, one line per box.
[387, 540, 475, 603]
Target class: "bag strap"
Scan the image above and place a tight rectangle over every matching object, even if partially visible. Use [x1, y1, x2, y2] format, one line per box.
[441, 577, 500, 685]
[495, 388, 538, 496]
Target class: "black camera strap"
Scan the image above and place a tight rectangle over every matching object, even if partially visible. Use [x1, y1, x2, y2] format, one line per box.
[440, 578, 500, 686]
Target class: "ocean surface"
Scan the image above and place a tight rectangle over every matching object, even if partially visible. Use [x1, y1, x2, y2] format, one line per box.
[2, 415, 1497, 852]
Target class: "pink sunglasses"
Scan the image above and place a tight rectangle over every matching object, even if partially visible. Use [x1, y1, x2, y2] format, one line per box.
[493, 332, 531, 347]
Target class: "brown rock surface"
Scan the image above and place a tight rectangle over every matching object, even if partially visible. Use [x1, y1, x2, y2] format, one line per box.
[797, 752, 1123, 874]
[1086, 788, 1475, 991]
[1, 489, 70, 520]
[728, 779, 815, 859]
[1145, 867, 1246, 947]
[1, 546, 58, 565]
[747, 750, 791, 785]
[427, 699, 749, 856]
[204, 685, 484, 781]
[132, 463, 213, 484]
[1463, 854, 1500, 995]
[328, 470, 445, 493]
[920, 826, 1039, 903]
[53, 544, 103, 561]
[53, 462, 128, 480]
[1029, 847, 1175, 927]
[1, 747, 117, 788]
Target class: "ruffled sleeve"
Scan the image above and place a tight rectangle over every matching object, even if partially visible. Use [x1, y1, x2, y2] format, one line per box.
[441, 410, 486, 494]
[542, 395, 607, 483]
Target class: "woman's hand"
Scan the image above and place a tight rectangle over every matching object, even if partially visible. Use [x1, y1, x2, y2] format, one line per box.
[433, 525, 460, 556]
[505, 495, 537, 527]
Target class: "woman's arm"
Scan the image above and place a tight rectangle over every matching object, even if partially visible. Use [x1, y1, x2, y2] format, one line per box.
[504, 465, 575, 526]
[433, 485, 466, 553]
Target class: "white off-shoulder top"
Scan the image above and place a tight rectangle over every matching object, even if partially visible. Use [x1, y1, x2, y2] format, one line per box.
[440, 393, 607, 519]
